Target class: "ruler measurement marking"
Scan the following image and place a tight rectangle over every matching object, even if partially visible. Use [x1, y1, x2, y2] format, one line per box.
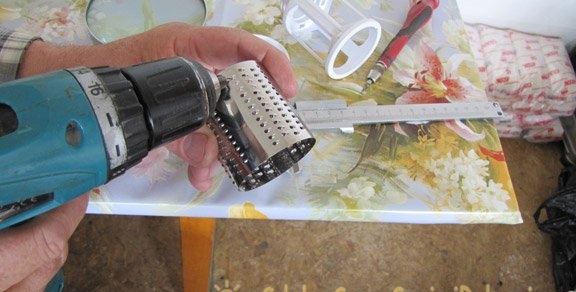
[296, 101, 504, 130]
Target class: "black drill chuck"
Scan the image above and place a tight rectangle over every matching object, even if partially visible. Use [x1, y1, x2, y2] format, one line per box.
[121, 57, 223, 148]
[90, 57, 224, 179]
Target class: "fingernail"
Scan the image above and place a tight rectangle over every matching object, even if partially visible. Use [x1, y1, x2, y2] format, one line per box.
[183, 132, 208, 164]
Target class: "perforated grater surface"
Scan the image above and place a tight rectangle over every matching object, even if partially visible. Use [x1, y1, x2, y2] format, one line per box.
[209, 61, 316, 191]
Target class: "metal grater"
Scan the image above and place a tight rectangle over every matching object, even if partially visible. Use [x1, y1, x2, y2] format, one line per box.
[209, 61, 316, 191]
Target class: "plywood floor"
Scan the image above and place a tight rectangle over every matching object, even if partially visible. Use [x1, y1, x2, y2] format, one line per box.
[65, 138, 565, 291]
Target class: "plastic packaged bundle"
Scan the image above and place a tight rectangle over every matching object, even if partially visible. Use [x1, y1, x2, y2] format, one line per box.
[509, 30, 549, 113]
[478, 25, 522, 105]
[465, 23, 576, 142]
[494, 121, 523, 138]
[523, 119, 564, 143]
[541, 37, 576, 114]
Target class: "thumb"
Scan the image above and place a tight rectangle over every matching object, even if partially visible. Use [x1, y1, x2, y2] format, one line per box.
[0, 195, 88, 290]
[165, 126, 218, 168]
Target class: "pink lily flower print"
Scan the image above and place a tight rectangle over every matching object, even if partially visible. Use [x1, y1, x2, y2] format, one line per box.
[393, 40, 487, 141]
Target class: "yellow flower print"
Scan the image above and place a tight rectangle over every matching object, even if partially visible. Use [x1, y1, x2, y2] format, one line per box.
[0, 6, 20, 22]
[229, 202, 268, 219]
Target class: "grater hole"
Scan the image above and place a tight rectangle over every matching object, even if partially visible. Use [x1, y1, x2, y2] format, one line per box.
[217, 61, 317, 191]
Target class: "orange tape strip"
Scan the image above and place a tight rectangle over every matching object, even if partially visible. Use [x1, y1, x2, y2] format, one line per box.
[180, 217, 216, 292]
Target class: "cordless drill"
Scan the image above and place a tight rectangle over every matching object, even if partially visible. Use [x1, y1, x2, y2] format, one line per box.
[0, 57, 227, 230]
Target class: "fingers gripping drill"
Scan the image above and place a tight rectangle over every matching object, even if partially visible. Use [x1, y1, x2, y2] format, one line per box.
[0, 57, 227, 229]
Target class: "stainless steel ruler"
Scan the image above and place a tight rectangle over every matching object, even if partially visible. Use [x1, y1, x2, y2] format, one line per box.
[294, 99, 505, 132]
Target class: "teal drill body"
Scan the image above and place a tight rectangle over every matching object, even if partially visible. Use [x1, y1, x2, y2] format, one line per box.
[0, 57, 224, 230]
[0, 70, 108, 229]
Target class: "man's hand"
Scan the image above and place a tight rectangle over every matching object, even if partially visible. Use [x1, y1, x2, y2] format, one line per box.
[0, 195, 88, 291]
[19, 22, 298, 191]
[3, 23, 298, 291]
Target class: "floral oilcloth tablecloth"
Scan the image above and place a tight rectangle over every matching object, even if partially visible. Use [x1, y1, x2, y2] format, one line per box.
[0, 0, 522, 224]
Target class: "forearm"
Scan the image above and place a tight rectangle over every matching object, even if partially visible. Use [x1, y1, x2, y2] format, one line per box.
[18, 41, 87, 78]
[0, 28, 80, 79]
[16, 22, 297, 96]
[18, 40, 144, 78]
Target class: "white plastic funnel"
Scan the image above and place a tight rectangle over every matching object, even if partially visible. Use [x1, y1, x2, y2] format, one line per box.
[283, 0, 381, 79]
